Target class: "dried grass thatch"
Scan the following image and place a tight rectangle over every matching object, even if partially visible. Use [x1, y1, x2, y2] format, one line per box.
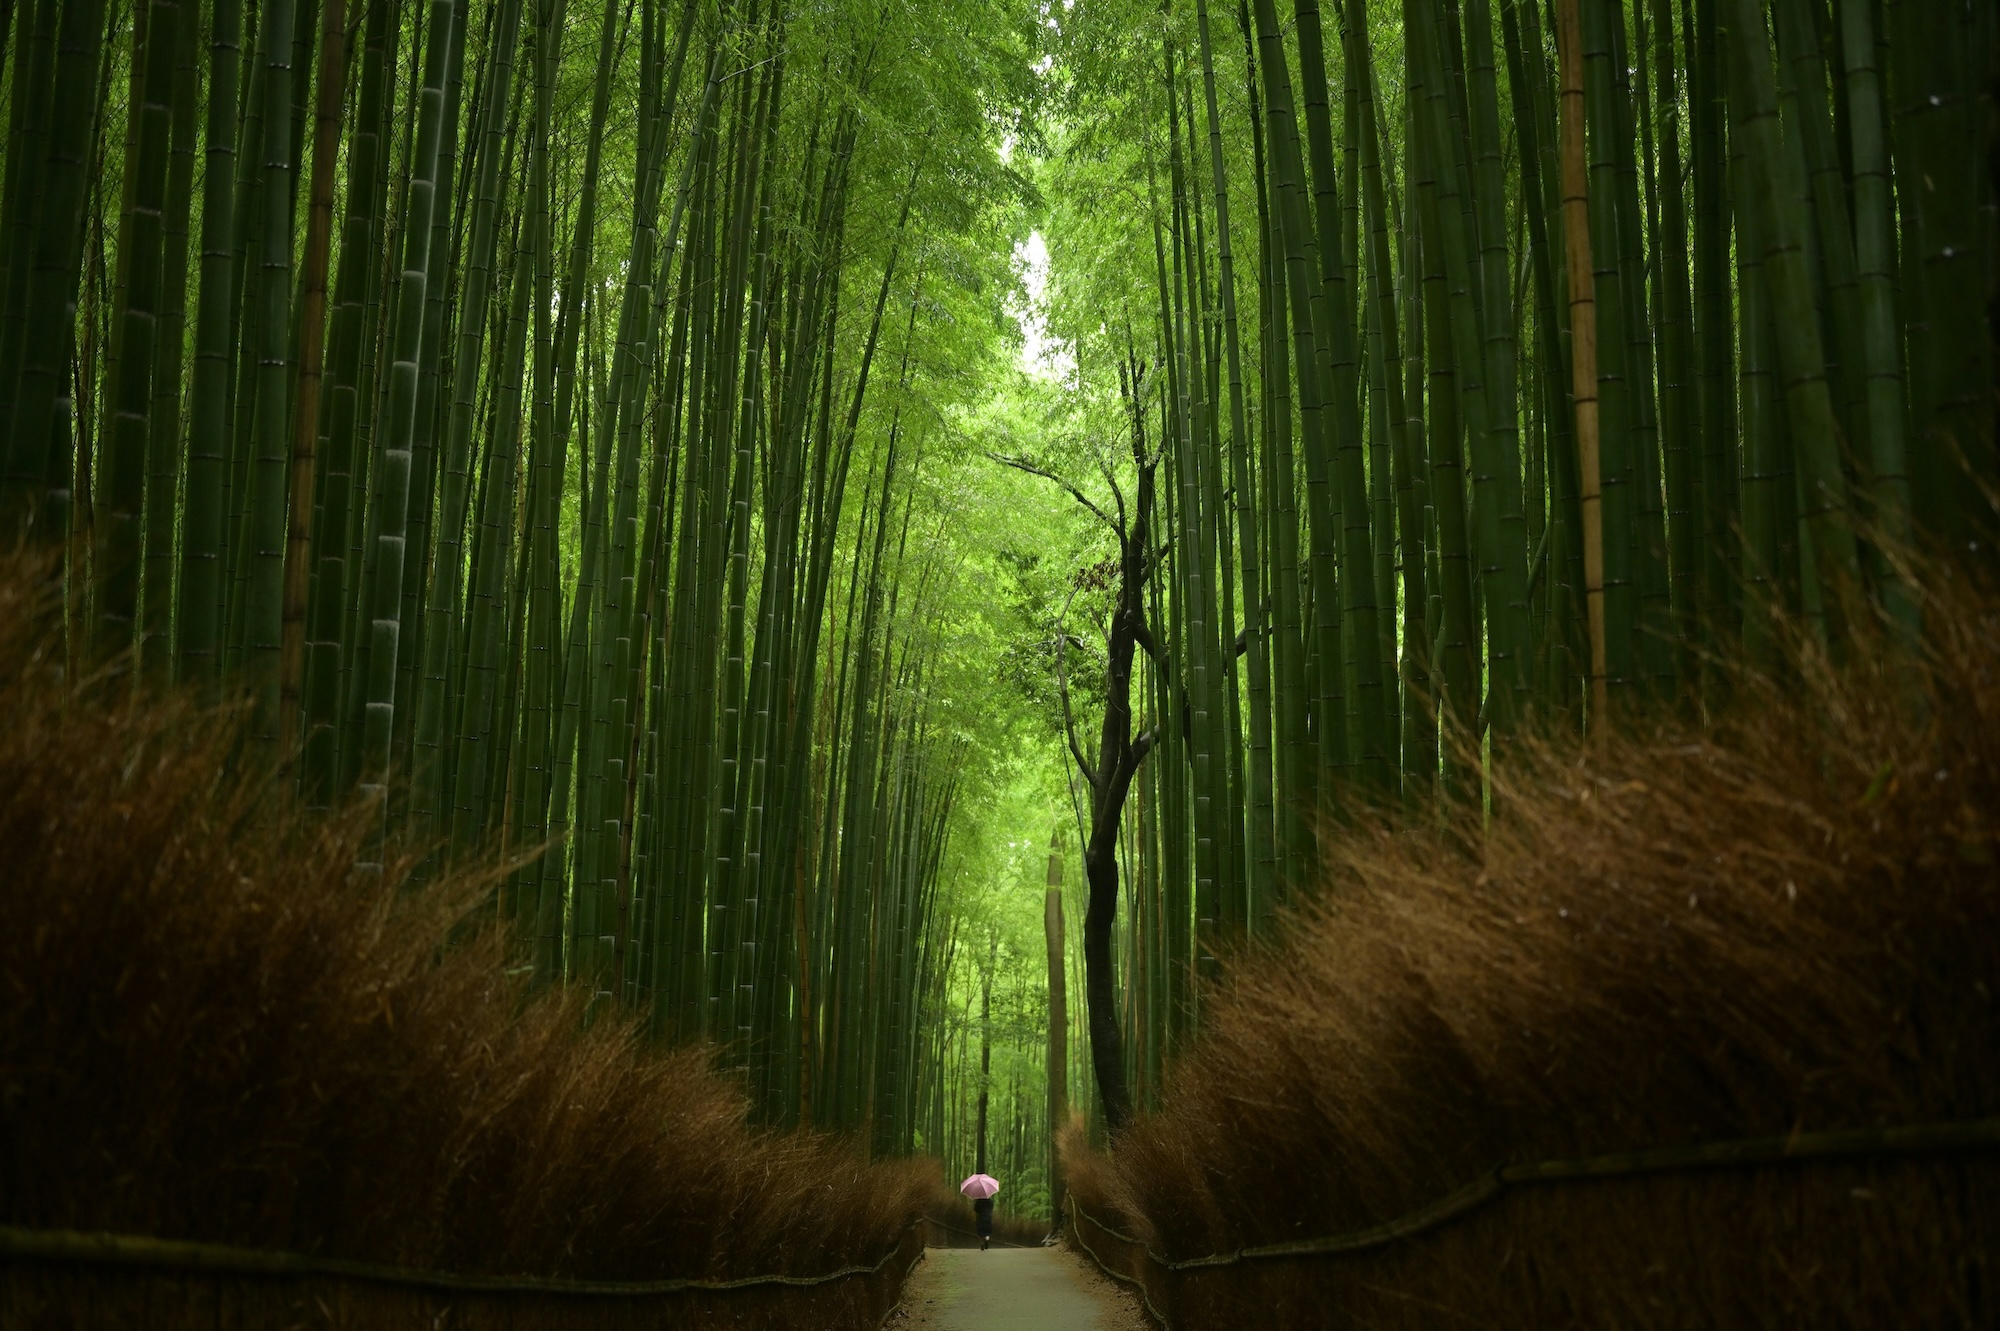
[1064, 561, 2000, 1328]
[0, 559, 933, 1329]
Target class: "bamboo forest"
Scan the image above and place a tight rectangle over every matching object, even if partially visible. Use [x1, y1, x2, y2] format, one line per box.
[0, 0, 1993, 1323]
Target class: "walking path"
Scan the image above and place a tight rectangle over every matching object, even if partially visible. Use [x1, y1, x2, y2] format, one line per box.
[887, 1244, 1149, 1331]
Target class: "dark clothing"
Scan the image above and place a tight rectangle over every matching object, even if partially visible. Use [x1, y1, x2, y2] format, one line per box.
[973, 1196, 994, 1238]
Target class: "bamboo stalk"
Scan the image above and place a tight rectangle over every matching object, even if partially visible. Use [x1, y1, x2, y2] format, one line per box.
[281, 0, 350, 772]
[1555, 0, 1606, 729]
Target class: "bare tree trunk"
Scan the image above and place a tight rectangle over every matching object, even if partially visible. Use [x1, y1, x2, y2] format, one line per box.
[1555, 0, 1608, 727]
[1081, 827, 1130, 1129]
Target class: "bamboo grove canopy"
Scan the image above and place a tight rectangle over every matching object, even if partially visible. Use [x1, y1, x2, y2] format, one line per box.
[1028, 0, 1994, 1118]
[0, 0, 1044, 1141]
[0, 0, 1993, 1148]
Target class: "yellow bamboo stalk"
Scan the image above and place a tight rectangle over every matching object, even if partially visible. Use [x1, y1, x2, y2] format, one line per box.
[1555, 0, 1607, 731]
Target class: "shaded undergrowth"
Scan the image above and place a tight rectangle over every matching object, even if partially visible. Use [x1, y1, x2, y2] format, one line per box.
[0, 560, 932, 1296]
[1065, 560, 2000, 1328]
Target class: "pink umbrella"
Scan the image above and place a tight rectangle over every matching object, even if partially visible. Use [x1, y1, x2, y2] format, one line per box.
[959, 1173, 1000, 1200]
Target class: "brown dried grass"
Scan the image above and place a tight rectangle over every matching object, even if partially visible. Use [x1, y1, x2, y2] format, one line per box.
[1065, 560, 2000, 1328]
[0, 558, 931, 1325]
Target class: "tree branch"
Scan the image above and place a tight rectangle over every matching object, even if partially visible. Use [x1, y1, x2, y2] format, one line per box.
[1132, 620, 1165, 664]
[986, 451, 1120, 533]
[1054, 589, 1100, 790]
[1095, 451, 1128, 539]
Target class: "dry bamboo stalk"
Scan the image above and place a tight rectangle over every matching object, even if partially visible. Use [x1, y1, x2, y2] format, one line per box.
[1554, 0, 1607, 730]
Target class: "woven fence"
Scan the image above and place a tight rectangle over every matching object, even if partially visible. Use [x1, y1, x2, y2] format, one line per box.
[0, 1219, 928, 1330]
[1065, 1117, 2000, 1329]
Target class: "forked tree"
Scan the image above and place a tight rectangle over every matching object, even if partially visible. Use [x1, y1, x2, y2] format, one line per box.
[994, 350, 1163, 1131]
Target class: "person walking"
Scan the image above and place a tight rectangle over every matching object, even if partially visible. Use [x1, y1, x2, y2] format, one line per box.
[973, 1194, 994, 1250]
[959, 1173, 999, 1251]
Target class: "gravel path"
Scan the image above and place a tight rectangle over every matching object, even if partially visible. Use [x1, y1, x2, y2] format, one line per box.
[886, 1244, 1150, 1331]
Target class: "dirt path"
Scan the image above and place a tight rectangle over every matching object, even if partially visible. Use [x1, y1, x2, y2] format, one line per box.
[886, 1244, 1150, 1330]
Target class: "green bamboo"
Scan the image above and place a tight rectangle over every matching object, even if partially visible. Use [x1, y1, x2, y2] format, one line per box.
[1578, 0, 1638, 698]
[141, 0, 201, 682]
[1292, 0, 1389, 790]
[1249, 0, 1345, 817]
[174, 0, 246, 680]
[0, 0, 61, 470]
[1153, 44, 1217, 981]
[1836, 0, 1913, 621]
[1649, 0, 1698, 694]
[1404, 0, 1480, 789]
[3, 0, 109, 532]
[1499, 0, 1583, 724]
[280, 0, 353, 768]
[408, 0, 522, 826]
[390, 0, 469, 799]
[94, 0, 184, 659]
[1451, 0, 1533, 734]
[1193, 0, 1272, 914]
[238, 0, 303, 737]
[1885, 0, 1996, 535]
[1687, 0, 1737, 647]
[353, 0, 457, 814]
[1607, 0, 1671, 695]
[458, 0, 561, 876]
[1723, 0, 1860, 609]
[1240, 0, 1312, 896]
[1732, 90, 1781, 661]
